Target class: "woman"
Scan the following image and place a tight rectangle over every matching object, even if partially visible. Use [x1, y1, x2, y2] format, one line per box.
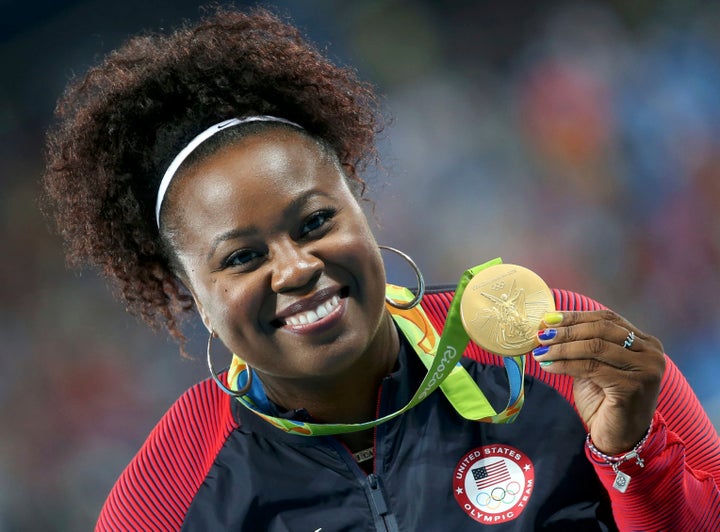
[42, 7, 720, 531]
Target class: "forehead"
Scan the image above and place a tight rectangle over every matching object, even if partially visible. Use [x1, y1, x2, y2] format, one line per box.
[196, 126, 330, 175]
[166, 129, 345, 233]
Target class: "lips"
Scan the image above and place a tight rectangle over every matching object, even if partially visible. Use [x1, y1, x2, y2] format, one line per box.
[272, 286, 349, 328]
[284, 294, 341, 326]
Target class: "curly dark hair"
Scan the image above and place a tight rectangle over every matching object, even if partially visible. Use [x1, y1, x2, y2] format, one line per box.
[42, 7, 381, 348]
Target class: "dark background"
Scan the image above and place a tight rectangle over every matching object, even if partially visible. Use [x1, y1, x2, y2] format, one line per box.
[2, 0, 719, 528]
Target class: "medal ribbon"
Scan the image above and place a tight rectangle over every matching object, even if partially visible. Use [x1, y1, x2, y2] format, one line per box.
[227, 257, 526, 435]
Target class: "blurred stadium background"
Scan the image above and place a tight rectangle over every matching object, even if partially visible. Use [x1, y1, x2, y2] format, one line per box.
[2, 0, 719, 528]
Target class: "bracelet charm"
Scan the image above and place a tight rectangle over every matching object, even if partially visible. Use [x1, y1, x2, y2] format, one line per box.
[586, 422, 652, 493]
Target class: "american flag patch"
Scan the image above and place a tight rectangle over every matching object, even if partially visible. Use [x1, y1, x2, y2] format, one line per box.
[472, 461, 511, 490]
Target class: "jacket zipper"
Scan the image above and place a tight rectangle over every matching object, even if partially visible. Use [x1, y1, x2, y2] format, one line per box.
[326, 373, 398, 530]
[365, 473, 399, 532]
[363, 377, 400, 531]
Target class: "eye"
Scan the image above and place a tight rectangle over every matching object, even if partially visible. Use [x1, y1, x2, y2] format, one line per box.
[300, 208, 337, 238]
[222, 248, 264, 270]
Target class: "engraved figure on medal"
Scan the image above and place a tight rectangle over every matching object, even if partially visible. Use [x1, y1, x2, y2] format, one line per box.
[478, 280, 551, 350]
[460, 264, 555, 356]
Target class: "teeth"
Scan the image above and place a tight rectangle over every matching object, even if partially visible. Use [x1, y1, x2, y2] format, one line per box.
[285, 295, 340, 326]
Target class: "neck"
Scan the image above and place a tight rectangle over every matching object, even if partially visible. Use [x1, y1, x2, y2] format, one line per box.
[259, 311, 400, 425]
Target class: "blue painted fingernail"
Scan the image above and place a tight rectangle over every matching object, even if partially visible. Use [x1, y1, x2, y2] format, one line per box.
[540, 360, 553, 367]
[532, 345, 550, 357]
[538, 328, 557, 341]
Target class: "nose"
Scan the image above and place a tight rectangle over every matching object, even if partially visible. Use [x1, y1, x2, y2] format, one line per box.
[270, 240, 323, 293]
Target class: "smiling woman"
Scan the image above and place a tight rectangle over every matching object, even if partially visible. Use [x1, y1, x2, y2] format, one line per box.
[41, 6, 720, 532]
[169, 127, 394, 405]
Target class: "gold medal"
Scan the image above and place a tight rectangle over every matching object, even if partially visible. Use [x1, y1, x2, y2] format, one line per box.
[460, 264, 555, 356]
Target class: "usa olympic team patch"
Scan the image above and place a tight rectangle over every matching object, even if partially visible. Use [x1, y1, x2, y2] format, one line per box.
[453, 444, 534, 525]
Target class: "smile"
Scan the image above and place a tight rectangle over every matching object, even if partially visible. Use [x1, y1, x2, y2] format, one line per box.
[284, 295, 341, 326]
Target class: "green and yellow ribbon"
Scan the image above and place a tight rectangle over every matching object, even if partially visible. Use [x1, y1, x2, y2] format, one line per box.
[227, 258, 526, 435]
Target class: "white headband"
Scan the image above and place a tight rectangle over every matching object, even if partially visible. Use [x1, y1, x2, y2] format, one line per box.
[155, 115, 303, 228]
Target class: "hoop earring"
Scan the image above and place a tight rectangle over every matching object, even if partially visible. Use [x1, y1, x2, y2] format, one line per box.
[379, 245, 425, 310]
[207, 331, 253, 397]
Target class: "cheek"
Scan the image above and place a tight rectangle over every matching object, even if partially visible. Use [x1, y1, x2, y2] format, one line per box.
[333, 217, 383, 273]
[206, 296, 257, 362]
[347, 216, 383, 277]
[344, 227, 386, 301]
[215, 283, 256, 321]
[363, 243, 386, 283]
[193, 277, 260, 336]
[355, 226, 384, 278]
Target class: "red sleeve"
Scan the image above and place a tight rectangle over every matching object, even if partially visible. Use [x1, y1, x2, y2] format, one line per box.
[586, 360, 720, 530]
[548, 289, 720, 530]
[95, 377, 237, 532]
[423, 287, 720, 531]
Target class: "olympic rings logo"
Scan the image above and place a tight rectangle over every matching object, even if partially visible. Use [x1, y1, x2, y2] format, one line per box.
[475, 481, 521, 510]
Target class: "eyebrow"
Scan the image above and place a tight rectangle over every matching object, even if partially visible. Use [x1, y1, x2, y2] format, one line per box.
[207, 226, 257, 262]
[205, 189, 332, 261]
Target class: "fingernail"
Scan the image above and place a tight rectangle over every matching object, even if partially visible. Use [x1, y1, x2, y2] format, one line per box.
[540, 360, 554, 367]
[537, 328, 557, 341]
[543, 312, 563, 326]
[532, 345, 550, 357]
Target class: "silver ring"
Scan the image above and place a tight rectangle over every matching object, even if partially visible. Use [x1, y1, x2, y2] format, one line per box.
[623, 330, 636, 349]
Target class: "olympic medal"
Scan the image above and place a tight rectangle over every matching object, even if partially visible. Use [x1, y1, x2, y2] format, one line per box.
[460, 264, 555, 356]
